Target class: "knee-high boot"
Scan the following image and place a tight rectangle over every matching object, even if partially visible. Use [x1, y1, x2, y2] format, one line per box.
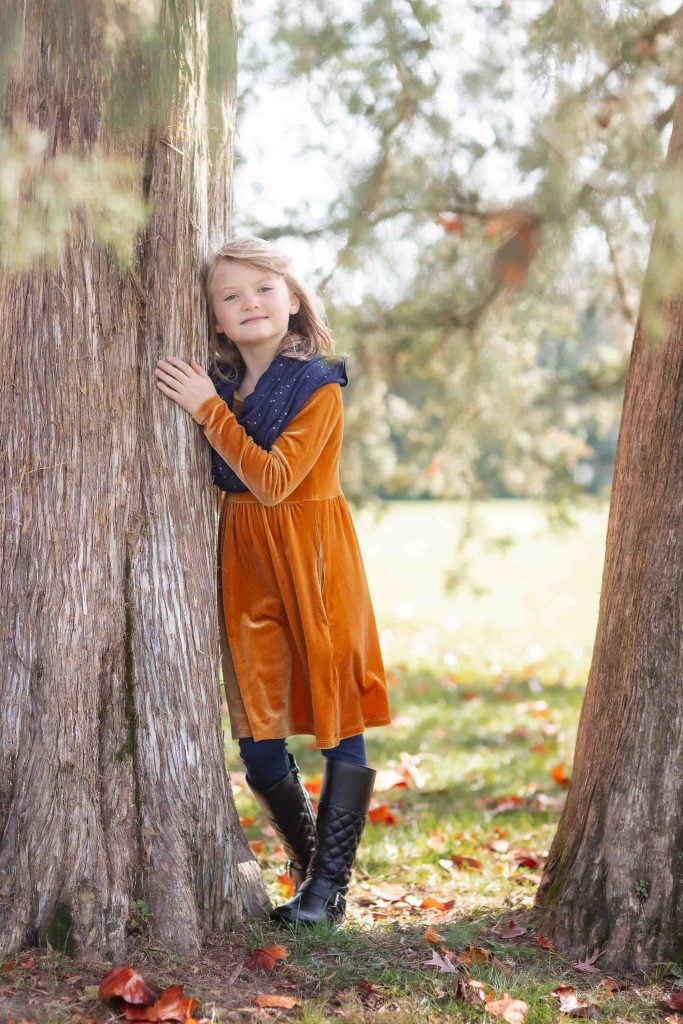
[247, 753, 317, 891]
[270, 758, 375, 926]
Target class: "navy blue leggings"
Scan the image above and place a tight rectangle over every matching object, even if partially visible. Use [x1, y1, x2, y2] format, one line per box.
[239, 734, 367, 790]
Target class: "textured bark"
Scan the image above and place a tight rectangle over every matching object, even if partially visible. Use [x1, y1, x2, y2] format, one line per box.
[535, 89, 683, 972]
[0, 0, 268, 960]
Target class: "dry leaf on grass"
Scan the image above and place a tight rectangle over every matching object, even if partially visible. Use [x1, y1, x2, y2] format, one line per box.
[665, 992, 683, 1012]
[246, 946, 289, 972]
[552, 987, 599, 1019]
[573, 950, 603, 973]
[424, 926, 446, 944]
[254, 994, 302, 1009]
[451, 855, 483, 869]
[122, 985, 199, 1022]
[423, 951, 460, 974]
[485, 995, 529, 1023]
[420, 896, 455, 910]
[492, 919, 527, 939]
[99, 966, 158, 1007]
[276, 872, 296, 899]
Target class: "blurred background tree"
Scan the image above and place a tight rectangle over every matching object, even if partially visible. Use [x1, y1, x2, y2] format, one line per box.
[234, 0, 681, 507]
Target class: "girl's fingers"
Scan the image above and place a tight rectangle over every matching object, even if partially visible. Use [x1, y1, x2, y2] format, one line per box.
[166, 355, 193, 375]
[156, 364, 187, 384]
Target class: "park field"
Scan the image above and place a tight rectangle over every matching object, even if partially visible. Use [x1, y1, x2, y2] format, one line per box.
[355, 499, 609, 674]
[5, 498, 678, 1023]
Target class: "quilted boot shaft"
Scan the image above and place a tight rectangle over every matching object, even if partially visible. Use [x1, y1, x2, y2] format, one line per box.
[247, 753, 317, 891]
[270, 758, 375, 926]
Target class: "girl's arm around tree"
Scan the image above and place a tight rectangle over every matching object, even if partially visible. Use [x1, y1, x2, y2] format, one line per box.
[192, 385, 342, 505]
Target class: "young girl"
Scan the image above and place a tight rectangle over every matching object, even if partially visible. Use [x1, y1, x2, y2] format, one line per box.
[154, 235, 391, 927]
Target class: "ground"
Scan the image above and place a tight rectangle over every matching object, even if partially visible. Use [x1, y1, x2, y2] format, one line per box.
[2, 504, 680, 1021]
[2, 662, 681, 1023]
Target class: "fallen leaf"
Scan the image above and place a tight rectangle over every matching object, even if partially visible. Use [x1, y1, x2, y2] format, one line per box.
[276, 872, 296, 899]
[424, 926, 446, 944]
[486, 995, 529, 1023]
[246, 946, 289, 972]
[248, 840, 265, 854]
[254, 994, 302, 1009]
[492, 919, 527, 939]
[451, 855, 483, 869]
[99, 967, 158, 1006]
[573, 949, 603, 973]
[666, 993, 683, 1012]
[423, 951, 460, 974]
[492, 796, 525, 815]
[368, 803, 400, 825]
[535, 934, 556, 951]
[420, 897, 455, 911]
[374, 768, 413, 791]
[459, 945, 491, 965]
[122, 985, 199, 1022]
[555, 991, 599, 1018]
[551, 986, 577, 999]
[597, 977, 627, 995]
[551, 764, 571, 787]
[304, 776, 322, 796]
[239, 816, 256, 828]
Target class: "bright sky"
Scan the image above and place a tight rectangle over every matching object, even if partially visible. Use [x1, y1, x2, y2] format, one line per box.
[232, 0, 678, 301]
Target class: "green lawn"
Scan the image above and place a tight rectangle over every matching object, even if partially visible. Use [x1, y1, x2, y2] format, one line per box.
[221, 502, 678, 1021]
[354, 498, 609, 673]
[6, 499, 675, 1024]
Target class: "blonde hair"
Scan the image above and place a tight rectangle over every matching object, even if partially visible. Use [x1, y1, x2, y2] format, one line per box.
[202, 236, 336, 382]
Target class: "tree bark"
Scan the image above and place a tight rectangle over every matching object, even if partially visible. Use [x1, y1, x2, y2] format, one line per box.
[0, 0, 268, 961]
[535, 88, 683, 972]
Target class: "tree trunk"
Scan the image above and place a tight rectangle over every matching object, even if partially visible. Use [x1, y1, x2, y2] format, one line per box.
[535, 89, 683, 972]
[0, 0, 268, 961]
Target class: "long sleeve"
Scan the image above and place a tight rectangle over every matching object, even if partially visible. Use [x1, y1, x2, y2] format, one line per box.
[192, 384, 343, 506]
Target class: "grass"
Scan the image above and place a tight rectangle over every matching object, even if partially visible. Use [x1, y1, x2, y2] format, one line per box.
[222, 661, 677, 1023]
[2, 503, 679, 1021]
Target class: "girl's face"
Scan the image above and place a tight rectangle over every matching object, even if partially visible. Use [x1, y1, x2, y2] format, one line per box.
[210, 259, 300, 354]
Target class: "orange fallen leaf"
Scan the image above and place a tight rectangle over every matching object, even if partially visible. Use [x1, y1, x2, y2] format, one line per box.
[458, 945, 491, 966]
[536, 934, 556, 951]
[420, 897, 455, 911]
[424, 926, 446, 944]
[248, 839, 264, 853]
[451, 855, 483, 870]
[239, 816, 256, 828]
[491, 795, 525, 814]
[122, 985, 199, 1022]
[486, 995, 529, 1023]
[304, 776, 322, 796]
[99, 966, 158, 1006]
[276, 872, 296, 899]
[551, 764, 571, 787]
[254, 994, 302, 1009]
[246, 946, 289, 972]
[368, 803, 400, 825]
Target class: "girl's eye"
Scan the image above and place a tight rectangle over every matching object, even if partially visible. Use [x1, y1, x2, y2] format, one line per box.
[258, 286, 272, 292]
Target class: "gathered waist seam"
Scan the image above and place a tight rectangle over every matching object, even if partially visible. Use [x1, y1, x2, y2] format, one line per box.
[222, 491, 344, 507]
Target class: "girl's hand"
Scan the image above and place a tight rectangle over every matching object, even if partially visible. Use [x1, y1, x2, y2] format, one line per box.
[154, 356, 218, 415]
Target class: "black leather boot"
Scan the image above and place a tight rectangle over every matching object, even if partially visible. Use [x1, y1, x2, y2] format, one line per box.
[270, 759, 376, 926]
[247, 754, 317, 891]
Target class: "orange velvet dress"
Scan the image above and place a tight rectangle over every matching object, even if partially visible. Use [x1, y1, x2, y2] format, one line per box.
[192, 381, 391, 749]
